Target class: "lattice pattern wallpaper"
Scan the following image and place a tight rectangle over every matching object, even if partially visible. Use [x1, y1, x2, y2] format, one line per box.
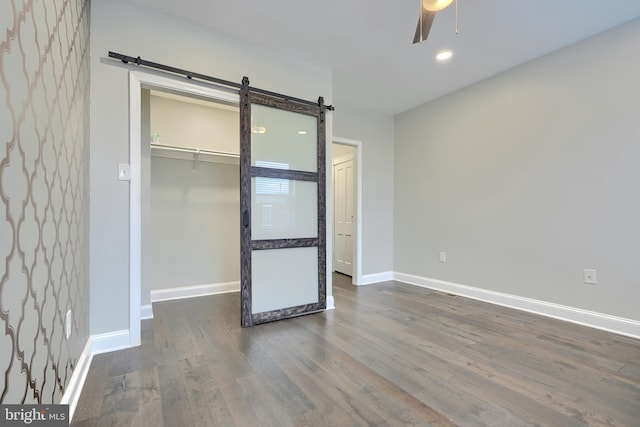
[0, 0, 90, 404]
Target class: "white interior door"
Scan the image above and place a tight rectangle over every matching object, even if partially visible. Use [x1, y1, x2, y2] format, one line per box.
[334, 156, 354, 276]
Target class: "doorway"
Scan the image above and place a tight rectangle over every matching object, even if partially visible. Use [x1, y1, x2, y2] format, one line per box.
[128, 71, 240, 345]
[146, 90, 240, 303]
[333, 146, 354, 276]
[129, 71, 334, 339]
[332, 138, 363, 286]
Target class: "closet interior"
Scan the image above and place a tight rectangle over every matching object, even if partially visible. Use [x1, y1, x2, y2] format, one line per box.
[148, 90, 240, 294]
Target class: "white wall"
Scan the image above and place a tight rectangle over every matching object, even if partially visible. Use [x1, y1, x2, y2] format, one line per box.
[150, 94, 239, 153]
[149, 94, 240, 292]
[90, 0, 332, 335]
[394, 19, 640, 321]
[333, 104, 394, 276]
[151, 158, 239, 290]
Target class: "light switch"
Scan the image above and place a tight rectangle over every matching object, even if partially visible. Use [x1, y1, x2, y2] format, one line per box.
[118, 163, 131, 181]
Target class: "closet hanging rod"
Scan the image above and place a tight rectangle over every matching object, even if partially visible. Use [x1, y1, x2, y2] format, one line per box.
[150, 143, 239, 158]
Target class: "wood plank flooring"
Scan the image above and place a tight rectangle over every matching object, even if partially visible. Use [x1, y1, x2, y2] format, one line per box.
[72, 274, 640, 426]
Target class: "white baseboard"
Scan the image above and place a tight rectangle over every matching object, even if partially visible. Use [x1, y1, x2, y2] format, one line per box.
[361, 271, 393, 286]
[394, 272, 640, 340]
[326, 295, 335, 310]
[91, 329, 131, 355]
[140, 304, 153, 320]
[61, 339, 93, 421]
[151, 281, 240, 303]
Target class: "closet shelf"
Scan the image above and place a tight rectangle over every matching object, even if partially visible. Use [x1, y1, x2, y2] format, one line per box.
[151, 143, 239, 165]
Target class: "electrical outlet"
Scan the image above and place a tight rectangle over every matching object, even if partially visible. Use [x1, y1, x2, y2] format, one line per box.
[439, 252, 447, 263]
[584, 269, 597, 285]
[65, 310, 72, 339]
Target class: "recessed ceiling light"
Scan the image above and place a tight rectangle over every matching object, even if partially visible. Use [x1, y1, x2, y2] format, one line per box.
[436, 50, 453, 62]
[297, 130, 307, 135]
[251, 126, 266, 134]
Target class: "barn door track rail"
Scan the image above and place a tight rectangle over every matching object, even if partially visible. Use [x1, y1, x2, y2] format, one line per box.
[108, 51, 334, 111]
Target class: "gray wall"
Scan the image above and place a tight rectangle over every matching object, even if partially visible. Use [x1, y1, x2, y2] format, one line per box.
[0, 0, 91, 403]
[151, 158, 239, 290]
[394, 19, 640, 321]
[90, 0, 332, 334]
[333, 104, 395, 276]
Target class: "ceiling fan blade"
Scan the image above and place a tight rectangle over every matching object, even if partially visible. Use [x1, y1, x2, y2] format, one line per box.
[413, 8, 436, 44]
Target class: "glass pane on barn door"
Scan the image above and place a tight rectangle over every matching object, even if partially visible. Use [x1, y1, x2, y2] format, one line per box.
[251, 178, 317, 240]
[251, 104, 317, 173]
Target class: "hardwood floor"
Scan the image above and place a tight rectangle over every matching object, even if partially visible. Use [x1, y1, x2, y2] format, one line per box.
[72, 274, 640, 426]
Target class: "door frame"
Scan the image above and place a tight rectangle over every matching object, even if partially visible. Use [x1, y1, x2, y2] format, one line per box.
[129, 70, 239, 346]
[332, 137, 363, 286]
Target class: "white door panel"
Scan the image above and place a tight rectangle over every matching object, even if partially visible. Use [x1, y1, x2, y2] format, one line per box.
[334, 156, 354, 276]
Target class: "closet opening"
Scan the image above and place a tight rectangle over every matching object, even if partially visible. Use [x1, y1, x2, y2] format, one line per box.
[147, 89, 240, 301]
[129, 70, 333, 339]
[137, 81, 241, 329]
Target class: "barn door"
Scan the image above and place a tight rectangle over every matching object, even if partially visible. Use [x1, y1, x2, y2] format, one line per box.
[240, 79, 327, 326]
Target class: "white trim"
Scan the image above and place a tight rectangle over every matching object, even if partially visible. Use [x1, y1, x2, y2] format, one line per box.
[332, 153, 353, 165]
[151, 281, 240, 303]
[394, 272, 640, 340]
[138, 73, 239, 104]
[62, 340, 93, 422]
[326, 295, 335, 310]
[91, 329, 131, 355]
[361, 271, 394, 285]
[140, 304, 154, 320]
[332, 137, 363, 286]
[129, 73, 142, 347]
[129, 71, 240, 349]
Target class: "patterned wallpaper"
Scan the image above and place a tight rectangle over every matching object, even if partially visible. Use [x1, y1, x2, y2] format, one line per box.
[0, 0, 90, 404]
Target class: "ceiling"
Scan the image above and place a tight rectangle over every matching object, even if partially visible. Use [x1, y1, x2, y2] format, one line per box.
[128, 0, 640, 115]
